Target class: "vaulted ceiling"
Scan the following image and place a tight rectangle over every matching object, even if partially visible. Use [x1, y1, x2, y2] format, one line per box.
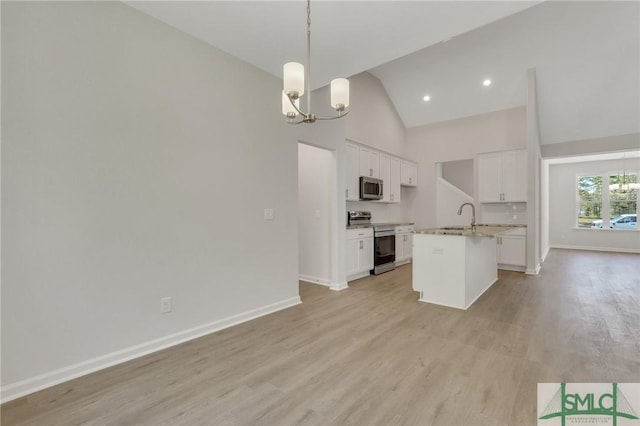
[126, 1, 639, 146]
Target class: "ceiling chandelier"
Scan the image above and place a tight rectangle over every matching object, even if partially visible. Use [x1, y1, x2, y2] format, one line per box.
[282, 0, 349, 124]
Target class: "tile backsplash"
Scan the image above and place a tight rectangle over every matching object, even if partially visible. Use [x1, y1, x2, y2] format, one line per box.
[480, 202, 527, 225]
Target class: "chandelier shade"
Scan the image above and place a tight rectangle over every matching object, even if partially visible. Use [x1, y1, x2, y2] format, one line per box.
[330, 78, 350, 111]
[282, 0, 349, 124]
[283, 62, 305, 97]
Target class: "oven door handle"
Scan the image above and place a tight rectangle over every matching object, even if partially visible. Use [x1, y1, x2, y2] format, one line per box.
[375, 231, 396, 237]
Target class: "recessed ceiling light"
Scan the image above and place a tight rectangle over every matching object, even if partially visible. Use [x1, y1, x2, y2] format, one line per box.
[483, 79, 492, 87]
[423, 95, 431, 102]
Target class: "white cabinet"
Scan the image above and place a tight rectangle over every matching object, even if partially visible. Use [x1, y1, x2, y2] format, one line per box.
[359, 147, 379, 178]
[378, 154, 401, 203]
[346, 142, 360, 201]
[347, 228, 374, 280]
[401, 160, 418, 187]
[501, 150, 528, 202]
[395, 225, 414, 265]
[390, 157, 401, 203]
[345, 141, 413, 201]
[379, 153, 391, 203]
[477, 150, 527, 203]
[497, 228, 526, 271]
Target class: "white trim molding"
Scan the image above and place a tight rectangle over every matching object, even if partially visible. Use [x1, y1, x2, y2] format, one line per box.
[526, 264, 542, 275]
[0, 296, 301, 403]
[330, 281, 349, 291]
[298, 275, 332, 287]
[550, 244, 640, 254]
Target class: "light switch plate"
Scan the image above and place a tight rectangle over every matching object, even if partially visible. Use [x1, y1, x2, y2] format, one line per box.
[264, 208, 274, 220]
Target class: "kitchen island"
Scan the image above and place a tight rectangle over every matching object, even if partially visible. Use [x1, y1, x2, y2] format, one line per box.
[412, 225, 524, 310]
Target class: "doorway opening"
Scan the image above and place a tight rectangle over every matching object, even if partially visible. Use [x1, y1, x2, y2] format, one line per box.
[298, 143, 335, 287]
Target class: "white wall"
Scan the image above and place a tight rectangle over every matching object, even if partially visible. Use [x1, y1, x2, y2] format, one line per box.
[526, 68, 542, 274]
[292, 114, 348, 291]
[314, 72, 415, 240]
[442, 159, 474, 197]
[1, 2, 300, 400]
[405, 106, 527, 229]
[548, 158, 640, 253]
[346, 72, 406, 157]
[435, 178, 474, 228]
[298, 144, 333, 285]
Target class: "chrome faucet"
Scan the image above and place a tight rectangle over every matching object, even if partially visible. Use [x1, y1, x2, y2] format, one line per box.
[457, 202, 476, 232]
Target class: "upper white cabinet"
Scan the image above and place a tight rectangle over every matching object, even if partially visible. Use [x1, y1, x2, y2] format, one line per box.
[477, 149, 527, 203]
[346, 142, 360, 201]
[378, 154, 401, 204]
[359, 146, 380, 178]
[345, 141, 416, 202]
[400, 160, 418, 187]
[389, 157, 401, 203]
[501, 150, 528, 202]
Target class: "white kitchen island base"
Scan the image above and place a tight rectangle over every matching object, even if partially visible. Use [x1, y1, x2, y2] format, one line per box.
[412, 233, 498, 310]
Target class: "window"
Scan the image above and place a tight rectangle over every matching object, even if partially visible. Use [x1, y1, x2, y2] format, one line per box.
[578, 172, 639, 230]
[609, 172, 638, 217]
[577, 175, 602, 228]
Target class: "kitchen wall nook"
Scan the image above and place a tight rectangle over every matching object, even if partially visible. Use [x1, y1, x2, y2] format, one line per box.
[346, 140, 418, 203]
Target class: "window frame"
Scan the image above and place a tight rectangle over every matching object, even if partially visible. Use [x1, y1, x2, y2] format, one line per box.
[576, 171, 639, 231]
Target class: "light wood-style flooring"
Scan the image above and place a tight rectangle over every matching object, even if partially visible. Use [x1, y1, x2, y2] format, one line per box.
[2, 249, 639, 425]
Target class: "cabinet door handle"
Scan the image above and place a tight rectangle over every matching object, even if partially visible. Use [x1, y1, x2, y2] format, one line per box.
[360, 240, 363, 249]
[369, 168, 373, 177]
[345, 189, 349, 198]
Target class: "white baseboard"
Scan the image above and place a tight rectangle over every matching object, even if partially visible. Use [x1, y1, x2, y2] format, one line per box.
[498, 264, 526, 272]
[330, 281, 349, 291]
[526, 263, 541, 275]
[0, 296, 301, 403]
[550, 244, 640, 254]
[347, 270, 371, 282]
[418, 278, 498, 310]
[299, 274, 331, 287]
[395, 259, 412, 267]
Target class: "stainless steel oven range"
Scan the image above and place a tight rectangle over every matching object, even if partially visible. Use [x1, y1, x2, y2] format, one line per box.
[347, 211, 372, 228]
[372, 224, 396, 275]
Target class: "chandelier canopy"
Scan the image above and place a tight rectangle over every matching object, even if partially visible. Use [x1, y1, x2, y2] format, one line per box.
[282, 0, 350, 124]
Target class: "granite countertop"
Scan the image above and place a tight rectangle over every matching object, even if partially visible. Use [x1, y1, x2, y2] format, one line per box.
[415, 224, 525, 237]
[371, 222, 415, 227]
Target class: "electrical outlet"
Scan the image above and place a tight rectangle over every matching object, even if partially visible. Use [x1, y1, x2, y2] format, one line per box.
[160, 297, 172, 314]
[264, 208, 274, 220]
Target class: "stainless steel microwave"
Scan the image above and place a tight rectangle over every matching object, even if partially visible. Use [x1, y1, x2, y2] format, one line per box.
[360, 176, 383, 200]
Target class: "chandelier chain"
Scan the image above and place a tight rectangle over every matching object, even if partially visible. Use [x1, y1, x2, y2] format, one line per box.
[306, 0, 312, 116]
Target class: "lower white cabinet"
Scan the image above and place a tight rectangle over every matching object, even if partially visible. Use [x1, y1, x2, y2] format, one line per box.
[395, 225, 414, 265]
[347, 228, 374, 280]
[497, 228, 526, 271]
